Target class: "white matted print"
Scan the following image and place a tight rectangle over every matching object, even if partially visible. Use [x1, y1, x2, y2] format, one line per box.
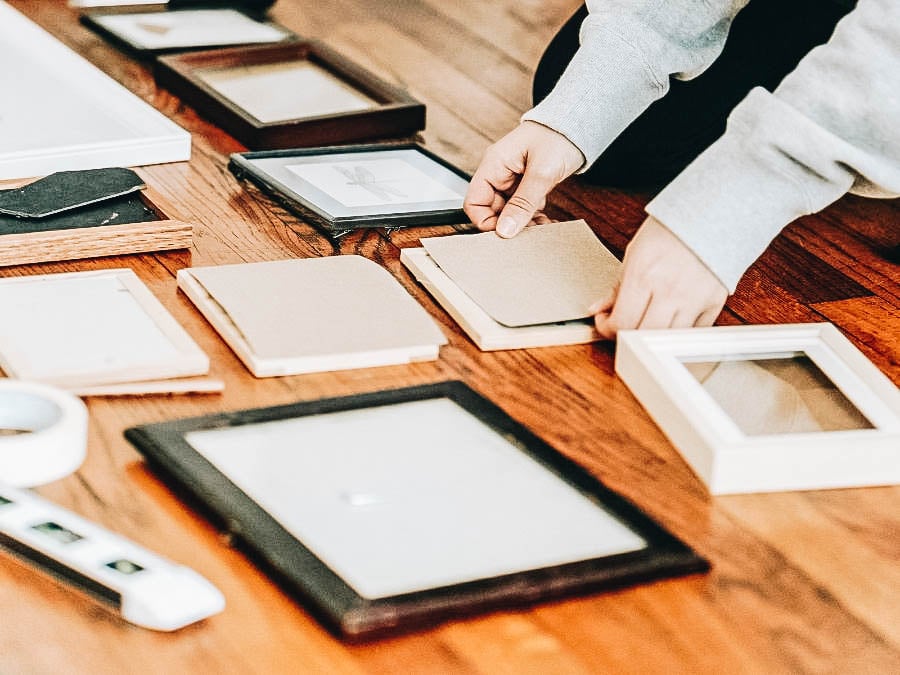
[88, 9, 290, 51]
[196, 61, 375, 124]
[615, 323, 900, 494]
[287, 157, 464, 209]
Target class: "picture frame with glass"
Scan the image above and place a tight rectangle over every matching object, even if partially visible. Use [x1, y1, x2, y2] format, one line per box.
[124, 381, 708, 641]
[228, 142, 470, 234]
[615, 323, 900, 495]
[154, 42, 426, 149]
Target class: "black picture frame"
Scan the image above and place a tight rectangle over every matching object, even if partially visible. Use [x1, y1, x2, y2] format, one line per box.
[228, 142, 470, 236]
[80, 8, 296, 59]
[153, 41, 426, 148]
[125, 381, 709, 642]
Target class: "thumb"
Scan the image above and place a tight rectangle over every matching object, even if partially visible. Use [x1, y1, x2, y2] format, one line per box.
[495, 171, 554, 238]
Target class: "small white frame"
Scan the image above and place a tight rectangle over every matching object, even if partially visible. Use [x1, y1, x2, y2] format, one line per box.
[0, 268, 210, 390]
[400, 247, 599, 351]
[0, 2, 190, 180]
[615, 323, 900, 495]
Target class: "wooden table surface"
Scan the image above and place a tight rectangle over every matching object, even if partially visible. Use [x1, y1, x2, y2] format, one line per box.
[2, 1, 898, 672]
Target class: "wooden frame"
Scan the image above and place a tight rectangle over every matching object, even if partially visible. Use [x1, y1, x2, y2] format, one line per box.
[154, 42, 426, 149]
[615, 323, 900, 495]
[0, 2, 190, 181]
[81, 8, 295, 59]
[0, 185, 191, 267]
[0, 269, 210, 390]
[400, 247, 599, 350]
[229, 143, 469, 235]
[125, 381, 708, 641]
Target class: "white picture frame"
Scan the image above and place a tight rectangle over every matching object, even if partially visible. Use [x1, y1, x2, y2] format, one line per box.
[0, 268, 210, 390]
[0, 1, 190, 181]
[615, 323, 900, 495]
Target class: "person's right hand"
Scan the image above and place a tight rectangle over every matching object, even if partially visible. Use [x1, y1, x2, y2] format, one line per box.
[464, 121, 585, 238]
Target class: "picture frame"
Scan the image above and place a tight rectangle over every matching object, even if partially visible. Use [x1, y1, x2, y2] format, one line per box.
[124, 381, 708, 641]
[0, 269, 211, 391]
[0, 183, 192, 267]
[229, 143, 470, 235]
[176, 256, 447, 377]
[80, 8, 296, 59]
[400, 246, 599, 350]
[154, 42, 426, 149]
[615, 323, 900, 495]
[0, 2, 190, 181]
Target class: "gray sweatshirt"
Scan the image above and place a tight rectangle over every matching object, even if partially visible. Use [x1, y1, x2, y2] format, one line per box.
[523, 0, 900, 292]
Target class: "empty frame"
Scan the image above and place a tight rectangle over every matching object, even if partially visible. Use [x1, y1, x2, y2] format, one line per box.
[615, 323, 900, 494]
[0, 1, 190, 180]
[125, 381, 708, 640]
[229, 143, 469, 234]
[0, 269, 212, 392]
[82, 8, 294, 57]
[155, 42, 425, 149]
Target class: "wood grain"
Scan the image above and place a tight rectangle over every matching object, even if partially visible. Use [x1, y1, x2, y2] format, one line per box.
[1, 0, 898, 673]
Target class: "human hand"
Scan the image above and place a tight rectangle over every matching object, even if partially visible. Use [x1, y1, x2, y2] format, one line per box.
[464, 121, 585, 237]
[592, 216, 728, 338]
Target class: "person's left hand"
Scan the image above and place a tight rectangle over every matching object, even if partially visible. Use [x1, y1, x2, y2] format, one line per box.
[592, 216, 729, 338]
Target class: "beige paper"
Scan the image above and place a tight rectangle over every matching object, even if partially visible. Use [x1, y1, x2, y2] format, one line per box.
[684, 356, 873, 435]
[185, 256, 446, 361]
[420, 220, 620, 327]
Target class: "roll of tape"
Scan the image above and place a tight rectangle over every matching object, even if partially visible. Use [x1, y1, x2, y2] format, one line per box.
[0, 381, 88, 487]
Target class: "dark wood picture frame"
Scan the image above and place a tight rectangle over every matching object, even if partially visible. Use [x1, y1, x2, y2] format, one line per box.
[154, 42, 426, 148]
[80, 8, 296, 60]
[125, 381, 709, 642]
[0, 187, 191, 267]
[228, 142, 470, 236]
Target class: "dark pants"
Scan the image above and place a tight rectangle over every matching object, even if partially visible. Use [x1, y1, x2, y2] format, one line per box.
[533, 0, 853, 189]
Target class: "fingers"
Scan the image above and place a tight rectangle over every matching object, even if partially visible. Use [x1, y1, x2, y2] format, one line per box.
[464, 122, 584, 236]
[495, 170, 555, 238]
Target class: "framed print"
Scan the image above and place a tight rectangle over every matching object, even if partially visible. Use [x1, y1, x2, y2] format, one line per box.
[125, 381, 708, 641]
[0, 168, 191, 266]
[229, 143, 469, 234]
[154, 42, 426, 149]
[81, 8, 295, 58]
[0, 2, 190, 181]
[615, 323, 900, 495]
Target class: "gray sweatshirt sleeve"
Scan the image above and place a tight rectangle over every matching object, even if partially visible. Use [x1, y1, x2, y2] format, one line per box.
[522, 0, 749, 166]
[647, 0, 900, 292]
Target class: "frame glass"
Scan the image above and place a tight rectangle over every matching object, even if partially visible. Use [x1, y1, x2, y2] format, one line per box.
[229, 143, 470, 234]
[615, 323, 900, 494]
[125, 381, 708, 641]
[154, 42, 425, 149]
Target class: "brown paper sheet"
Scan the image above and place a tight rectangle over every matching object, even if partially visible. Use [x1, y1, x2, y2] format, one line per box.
[420, 220, 620, 327]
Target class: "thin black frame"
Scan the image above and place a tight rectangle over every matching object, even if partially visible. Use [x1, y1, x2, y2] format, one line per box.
[80, 8, 296, 59]
[229, 143, 470, 235]
[125, 381, 709, 641]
